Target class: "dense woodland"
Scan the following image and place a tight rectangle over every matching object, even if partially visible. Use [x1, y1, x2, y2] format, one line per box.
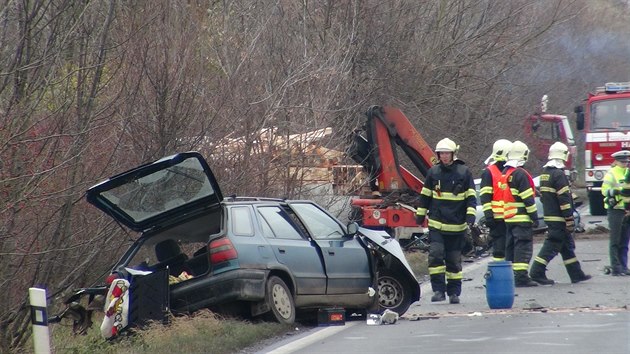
[1, 0, 629, 350]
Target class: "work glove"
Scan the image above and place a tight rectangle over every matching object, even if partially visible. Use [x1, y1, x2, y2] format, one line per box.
[565, 216, 575, 233]
[466, 215, 476, 228]
[530, 215, 539, 229]
[484, 218, 496, 229]
[415, 215, 425, 225]
[607, 197, 618, 208]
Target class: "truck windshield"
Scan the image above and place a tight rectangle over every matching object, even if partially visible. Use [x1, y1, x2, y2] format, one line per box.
[561, 118, 575, 145]
[590, 99, 630, 130]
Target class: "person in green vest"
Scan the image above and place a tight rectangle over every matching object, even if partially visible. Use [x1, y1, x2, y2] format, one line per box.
[601, 150, 630, 276]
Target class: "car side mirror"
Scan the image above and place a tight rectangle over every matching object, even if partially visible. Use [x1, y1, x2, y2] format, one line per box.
[346, 222, 359, 236]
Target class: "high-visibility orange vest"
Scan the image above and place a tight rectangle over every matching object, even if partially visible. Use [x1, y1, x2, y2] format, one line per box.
[488, 164, 506, 219]
[501, 167, 535, 220]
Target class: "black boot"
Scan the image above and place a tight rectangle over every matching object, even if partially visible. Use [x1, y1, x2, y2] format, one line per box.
[529, 261, 555, 285]
[514, 271, 539, 287]
[566, 261, 592, 283]
[431, 291, 446, 302]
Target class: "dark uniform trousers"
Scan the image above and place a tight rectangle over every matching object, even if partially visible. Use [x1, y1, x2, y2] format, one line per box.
[608, 208, 630, 272]
[428, 230, 465, 296]
[489, 221, 507, 260]
[505, 224, 533, 278]
[535, 222, 585, 278]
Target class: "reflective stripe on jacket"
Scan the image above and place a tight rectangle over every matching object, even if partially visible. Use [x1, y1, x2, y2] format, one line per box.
[502, 167, 537, 224]
[602, 165, 626, 210]
[416, 160, 477, 234]
[540, 166, 573, 223]
[479, 163, 506, 220]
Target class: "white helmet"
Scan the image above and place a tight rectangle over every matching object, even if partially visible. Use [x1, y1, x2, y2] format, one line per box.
[508, 140, 530, 162]
[611, 150, 630, 162]
[491, 139, 512, 162]
[435, 138, 459, 153]
[548, 142, 569, 162]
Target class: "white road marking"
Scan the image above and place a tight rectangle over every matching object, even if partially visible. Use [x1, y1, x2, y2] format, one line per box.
[264, 322, 359, 354]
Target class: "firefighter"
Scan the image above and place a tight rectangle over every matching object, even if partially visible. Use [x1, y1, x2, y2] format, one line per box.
[415, 138, 476, 304]
[480, 139, 512, 261]
[529, 142, 591, 284]
[502, 140, 539, 287]
[602, 150, 630, 276]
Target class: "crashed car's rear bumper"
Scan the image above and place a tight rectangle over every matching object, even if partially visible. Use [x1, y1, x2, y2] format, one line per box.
[170, 268, 268, 312]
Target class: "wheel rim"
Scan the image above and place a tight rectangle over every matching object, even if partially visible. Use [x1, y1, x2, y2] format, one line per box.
[271, 283, 292, 319]
[378, 276, 403, 308]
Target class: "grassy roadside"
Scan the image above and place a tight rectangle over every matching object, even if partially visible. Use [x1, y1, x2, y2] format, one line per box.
[44, 251, 428, 354]
[48, 310, 293, 354]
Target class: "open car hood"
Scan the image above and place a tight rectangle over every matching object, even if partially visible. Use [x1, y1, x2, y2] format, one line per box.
[357, 226, 417, 279]
[86, 152, 223, 232]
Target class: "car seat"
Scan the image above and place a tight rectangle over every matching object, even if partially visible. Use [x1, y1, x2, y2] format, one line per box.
[154, 239, 189, 276]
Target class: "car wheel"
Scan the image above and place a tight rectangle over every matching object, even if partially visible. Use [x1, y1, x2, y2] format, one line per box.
[265, 276, 295, 324]
[377, 270, 412, 315]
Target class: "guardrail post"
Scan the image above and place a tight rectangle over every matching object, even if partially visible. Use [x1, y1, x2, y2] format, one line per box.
[29, 287, 51, 354]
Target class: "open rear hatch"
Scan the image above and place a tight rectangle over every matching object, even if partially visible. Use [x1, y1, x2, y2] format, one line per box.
[86, 152, 223, 232]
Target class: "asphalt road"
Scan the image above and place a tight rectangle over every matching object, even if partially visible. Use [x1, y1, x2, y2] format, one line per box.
[252, 204, 630, 354]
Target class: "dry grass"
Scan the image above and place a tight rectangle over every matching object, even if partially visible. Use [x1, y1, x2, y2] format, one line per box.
[49, 310, 292, 354]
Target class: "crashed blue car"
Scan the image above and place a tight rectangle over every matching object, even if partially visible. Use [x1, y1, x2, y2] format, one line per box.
[52, 152, 420, 331]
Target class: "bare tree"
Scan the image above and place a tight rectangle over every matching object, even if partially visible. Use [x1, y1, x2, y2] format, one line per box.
[0, 0, 629, 350]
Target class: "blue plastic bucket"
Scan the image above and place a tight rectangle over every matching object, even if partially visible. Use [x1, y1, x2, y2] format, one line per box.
[484, 261, 514, 309]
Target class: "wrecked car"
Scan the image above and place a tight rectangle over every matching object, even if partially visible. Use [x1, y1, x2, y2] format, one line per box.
[52, 152, 420, 332]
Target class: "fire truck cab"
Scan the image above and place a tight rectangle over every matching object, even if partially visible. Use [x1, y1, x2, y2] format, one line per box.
[524, 113, 577, 180]
[575, 82, 630, 216]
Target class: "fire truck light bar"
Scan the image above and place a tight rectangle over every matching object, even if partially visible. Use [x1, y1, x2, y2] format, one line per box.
[605, 82, 630, 92]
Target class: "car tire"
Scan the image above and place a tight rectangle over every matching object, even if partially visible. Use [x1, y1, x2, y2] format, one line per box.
[265, 276, 295, 324]
[377, 270, 412, 315]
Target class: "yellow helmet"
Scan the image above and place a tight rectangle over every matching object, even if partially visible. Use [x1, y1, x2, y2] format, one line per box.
[508, 140, 529, 162]
[435, 138, 459, 153]
[548, 142, 569, 162]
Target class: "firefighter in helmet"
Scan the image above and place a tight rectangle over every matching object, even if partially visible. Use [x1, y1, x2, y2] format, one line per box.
[502, 140, 539, 287]
[529, 142, 591, 284]
[416, 138, 477, 304]
[480, 139, 512, 261]
[602, 150, 630, 276]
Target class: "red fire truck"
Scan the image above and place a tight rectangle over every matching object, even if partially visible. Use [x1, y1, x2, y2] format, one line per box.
[574, 82, 630, 216]
[523, 95, 577, 181]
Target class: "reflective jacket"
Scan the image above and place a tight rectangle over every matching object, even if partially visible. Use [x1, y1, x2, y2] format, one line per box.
[416, 160, 477, 234]
[622, 168, 630, 211]
[540, 166, 573, 222]
[502, 166, 537, 224]
[479, 162, 506, 221]
[602, 164, 627, 210]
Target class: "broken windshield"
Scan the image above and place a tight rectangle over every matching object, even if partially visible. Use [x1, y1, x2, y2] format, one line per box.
[101, 157, 215, 222]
